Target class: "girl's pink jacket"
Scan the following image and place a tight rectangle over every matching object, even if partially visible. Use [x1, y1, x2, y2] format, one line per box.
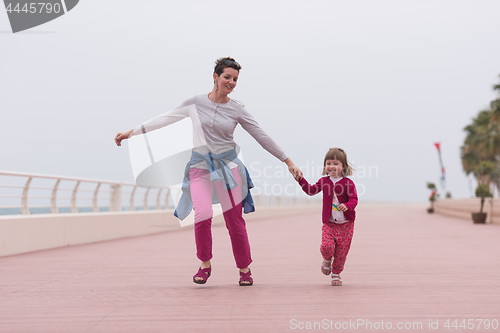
[297, 176, 358, 224]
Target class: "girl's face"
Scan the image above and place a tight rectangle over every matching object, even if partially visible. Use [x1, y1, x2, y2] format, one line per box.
[214, 67, 239, 95]
[325, 159, 344, 178]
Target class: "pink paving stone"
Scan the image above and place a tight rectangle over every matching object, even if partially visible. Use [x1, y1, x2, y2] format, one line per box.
[0, 204, 499, 333]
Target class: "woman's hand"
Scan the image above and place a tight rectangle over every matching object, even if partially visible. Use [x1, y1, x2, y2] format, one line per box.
[115, 130, 133, 146]
[284, 158, 303, 180]
[288, 165, 303, 180]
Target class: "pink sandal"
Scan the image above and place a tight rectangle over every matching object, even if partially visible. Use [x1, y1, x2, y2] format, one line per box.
[193, 266, 211, 284]
[239, 269, 253, 286]
[331, 274, 342, 286]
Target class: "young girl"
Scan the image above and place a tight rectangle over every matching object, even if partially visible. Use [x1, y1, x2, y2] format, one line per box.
[296, 148, 358, 286]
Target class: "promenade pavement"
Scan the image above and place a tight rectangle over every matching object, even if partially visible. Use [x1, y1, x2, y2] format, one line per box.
[0, 204, 499, 333]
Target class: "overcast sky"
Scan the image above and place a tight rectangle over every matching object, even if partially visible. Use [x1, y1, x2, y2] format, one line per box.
[1, 0, 500, 203]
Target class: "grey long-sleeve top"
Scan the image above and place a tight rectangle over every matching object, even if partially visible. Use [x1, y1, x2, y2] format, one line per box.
[131, 94, 288, 169]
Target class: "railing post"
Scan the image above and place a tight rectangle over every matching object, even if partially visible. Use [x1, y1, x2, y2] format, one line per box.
[50, 179, 60, 214]
[71, 181, 81, 213]
[110, 184, 122, 212]
[143, 187, 150, 210]
[164, 188, 171, 209]
[92, 183, 101, 213]
[129, 185, 137, 211]
[21, 177, 32, 215]
[156, 188, 162, 209]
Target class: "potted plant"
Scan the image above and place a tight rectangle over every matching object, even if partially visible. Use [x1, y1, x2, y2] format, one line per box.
[427, 182, 437, 213]
[472, 184, 492, 223]
[471, 161, 495, 223]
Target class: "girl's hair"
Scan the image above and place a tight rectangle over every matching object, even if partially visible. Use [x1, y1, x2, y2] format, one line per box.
[214, 57, 242, 76]
[322, 147, 354, 176]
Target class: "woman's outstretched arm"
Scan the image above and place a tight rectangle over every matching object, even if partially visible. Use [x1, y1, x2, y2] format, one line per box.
[114, 96, 195, 147]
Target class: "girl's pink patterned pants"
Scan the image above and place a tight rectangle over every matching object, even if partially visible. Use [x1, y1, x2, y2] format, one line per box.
[321, 221, 354, 274]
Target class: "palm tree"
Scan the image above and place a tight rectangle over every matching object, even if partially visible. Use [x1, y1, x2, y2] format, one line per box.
[462, 76, 500, 222]
[462, 75, 500, 194]
[489, 75, 500, 190]
[493, 74, 500, 92]
[461, 112, 500, 195]
[489, 74, 500, 125]
[461, 111, 498, 180]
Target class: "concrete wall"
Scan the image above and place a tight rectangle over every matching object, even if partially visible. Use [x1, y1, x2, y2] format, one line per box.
[434, 198, 500, 225]
[0, 205, 321, 257]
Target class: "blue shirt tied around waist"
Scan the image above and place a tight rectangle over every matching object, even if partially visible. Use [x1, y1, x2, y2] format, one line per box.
[174, 149, 255, 220]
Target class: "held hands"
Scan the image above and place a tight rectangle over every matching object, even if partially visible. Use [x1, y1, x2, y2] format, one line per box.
[284, 158, 303, 180]
[114, 130, 133, 146]
[288, 165, 303, 180]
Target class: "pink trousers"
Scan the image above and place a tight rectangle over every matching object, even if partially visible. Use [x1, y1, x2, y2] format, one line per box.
[189, 168, 252, 269]
[321, 222, 354, 274]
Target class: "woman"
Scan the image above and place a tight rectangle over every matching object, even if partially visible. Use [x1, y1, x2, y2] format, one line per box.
[115, 57, 302, 286]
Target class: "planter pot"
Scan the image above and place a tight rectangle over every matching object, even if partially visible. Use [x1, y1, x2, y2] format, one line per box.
[471, 212, 487, 224]
[427, 208, 434, 213]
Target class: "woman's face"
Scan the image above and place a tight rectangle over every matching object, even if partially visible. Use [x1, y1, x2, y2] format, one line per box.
[214, 67, 239, 95]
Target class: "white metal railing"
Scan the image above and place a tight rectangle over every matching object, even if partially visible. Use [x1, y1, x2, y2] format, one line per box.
[0, 170, 320, 216]
[0, 170, 172, 215]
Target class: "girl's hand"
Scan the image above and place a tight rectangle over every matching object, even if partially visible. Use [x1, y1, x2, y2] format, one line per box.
[115, 130, 133, 146]
[338, 203, 348, 212]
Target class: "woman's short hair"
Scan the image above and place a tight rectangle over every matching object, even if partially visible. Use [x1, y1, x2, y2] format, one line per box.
[214, 57, 241, 76]
[322, 147, 354, 176]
